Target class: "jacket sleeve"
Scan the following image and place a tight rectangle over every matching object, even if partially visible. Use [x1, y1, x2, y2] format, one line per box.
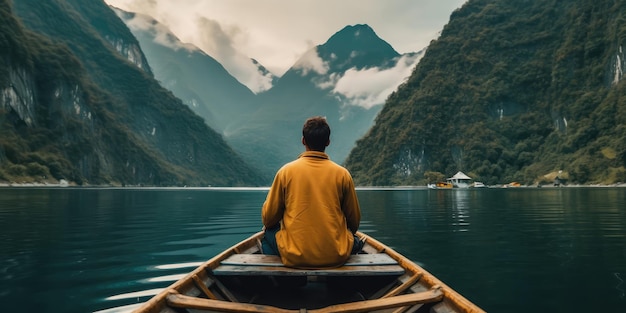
[262, 172, 285, 228]
[341, 173, 361, 234]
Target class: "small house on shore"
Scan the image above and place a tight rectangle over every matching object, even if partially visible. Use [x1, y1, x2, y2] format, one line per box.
[447, 171, 472, 188]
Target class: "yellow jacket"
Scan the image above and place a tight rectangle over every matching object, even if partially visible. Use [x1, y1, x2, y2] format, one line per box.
[262, 151, 361, 268]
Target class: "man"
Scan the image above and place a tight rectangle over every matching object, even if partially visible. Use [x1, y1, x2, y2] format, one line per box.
[261, 116, 362, 268]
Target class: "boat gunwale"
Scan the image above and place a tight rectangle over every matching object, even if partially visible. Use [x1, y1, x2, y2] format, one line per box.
[360, 233, 485, 313]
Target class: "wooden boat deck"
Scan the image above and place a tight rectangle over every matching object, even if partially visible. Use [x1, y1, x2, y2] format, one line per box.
[213, 253, 406, 276]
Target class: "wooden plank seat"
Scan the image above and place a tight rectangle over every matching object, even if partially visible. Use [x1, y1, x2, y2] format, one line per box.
[212, 254, 405, 276]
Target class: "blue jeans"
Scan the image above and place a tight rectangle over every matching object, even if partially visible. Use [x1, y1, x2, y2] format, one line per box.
[261, 226, 364, 255]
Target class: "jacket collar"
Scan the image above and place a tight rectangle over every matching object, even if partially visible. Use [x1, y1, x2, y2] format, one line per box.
[298, 151, 329, 160]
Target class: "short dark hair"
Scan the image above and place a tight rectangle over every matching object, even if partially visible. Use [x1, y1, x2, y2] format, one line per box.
[302, 116, 330, 151]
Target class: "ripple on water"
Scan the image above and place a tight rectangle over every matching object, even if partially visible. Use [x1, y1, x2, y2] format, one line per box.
[95, 261, 203, 312]
[93, 302, 143, 313]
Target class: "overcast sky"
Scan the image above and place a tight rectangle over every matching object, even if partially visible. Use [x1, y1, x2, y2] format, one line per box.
[104, 0, 466, 95]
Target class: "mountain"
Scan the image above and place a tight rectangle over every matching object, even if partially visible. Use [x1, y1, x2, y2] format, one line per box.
[1, 0, 264, 186]
[345, 0, 626, 186]
[111, 7, 261, 133]
[225, 24, 422, 179]
[107, 14, 420, 182]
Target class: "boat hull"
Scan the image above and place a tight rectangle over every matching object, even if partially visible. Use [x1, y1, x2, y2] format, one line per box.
[133, 231, 485, 313]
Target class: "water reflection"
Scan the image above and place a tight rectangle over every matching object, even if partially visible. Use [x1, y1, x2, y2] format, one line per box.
[104, 289, 163, 301]
[154, 262, 203, 270]
[450, 190, 470, 232]
[93, 303, 143, 313]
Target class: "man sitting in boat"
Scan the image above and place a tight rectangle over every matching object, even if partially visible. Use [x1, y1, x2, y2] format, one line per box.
[261, 116, 363, 268]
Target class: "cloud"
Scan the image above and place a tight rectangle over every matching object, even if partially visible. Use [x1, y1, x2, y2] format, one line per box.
[329, 53, 423, 109]
[105, 0, 465, 69]
[104, 0, 465, 93]
[192, 17, 273, 93]
[150, 14, 273, 93]
[293, 48, 330, 76]
[119, 11, 195, 52]
[108, 0, 273, 93]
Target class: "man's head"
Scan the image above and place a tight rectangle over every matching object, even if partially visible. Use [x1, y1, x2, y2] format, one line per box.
[302, 116, 330, 152]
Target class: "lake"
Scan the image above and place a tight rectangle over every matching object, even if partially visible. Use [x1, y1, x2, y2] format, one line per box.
[1, 187, 625, 312]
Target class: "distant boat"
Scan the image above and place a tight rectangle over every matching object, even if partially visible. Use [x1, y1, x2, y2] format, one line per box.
[428, 182, 454, 189]
[471, 182, 486, 188]
[446, 171, 472, 188]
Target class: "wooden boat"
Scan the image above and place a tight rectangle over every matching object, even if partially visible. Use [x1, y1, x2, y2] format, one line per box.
[427, 182, 454, 189]
[133, 231, 485, 313]
[505, 182, 521, 188]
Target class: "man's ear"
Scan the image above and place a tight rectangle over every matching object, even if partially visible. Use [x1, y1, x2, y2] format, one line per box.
[302, 137, 306, 146]
[326, 140, 330, 147]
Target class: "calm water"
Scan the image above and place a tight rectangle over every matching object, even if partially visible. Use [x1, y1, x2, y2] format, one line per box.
[1, 187, 625, 312]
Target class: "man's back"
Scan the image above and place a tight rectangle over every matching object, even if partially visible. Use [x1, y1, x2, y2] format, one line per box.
[262, 151, 360, 268]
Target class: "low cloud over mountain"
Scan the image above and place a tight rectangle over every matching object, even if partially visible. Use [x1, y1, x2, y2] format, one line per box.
[117, 8, 274, 93]
[327, 53, 422, 110]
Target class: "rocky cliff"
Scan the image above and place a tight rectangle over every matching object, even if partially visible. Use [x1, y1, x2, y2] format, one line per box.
[0, 0, 264, 186]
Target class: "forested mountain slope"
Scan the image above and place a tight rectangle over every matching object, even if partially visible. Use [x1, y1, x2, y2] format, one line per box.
[345, 0, 626, 185]
[1, 0, 263, 186]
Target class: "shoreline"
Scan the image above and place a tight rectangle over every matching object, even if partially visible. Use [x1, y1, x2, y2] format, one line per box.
[1, 182, 625, 189]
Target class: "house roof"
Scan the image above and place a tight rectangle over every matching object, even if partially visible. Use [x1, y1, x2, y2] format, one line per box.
[449, 171, 471, 180]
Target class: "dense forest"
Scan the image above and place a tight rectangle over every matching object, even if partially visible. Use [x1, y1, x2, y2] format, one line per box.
[345, 0, 626, 186]
[0, 0, 264, 186]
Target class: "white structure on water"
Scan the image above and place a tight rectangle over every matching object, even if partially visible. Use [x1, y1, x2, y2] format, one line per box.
[447, 171, 472, 188]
